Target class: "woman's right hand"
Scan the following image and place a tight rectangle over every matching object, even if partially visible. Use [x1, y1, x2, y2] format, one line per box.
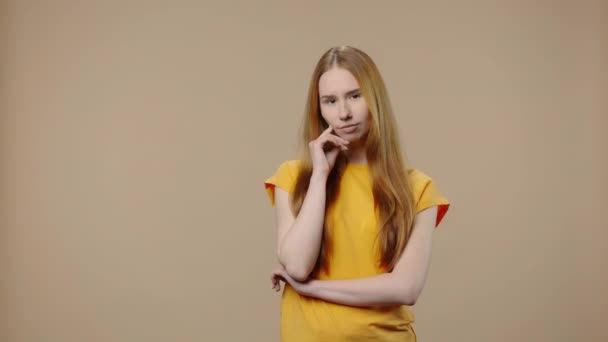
[309, 125, 349, 177]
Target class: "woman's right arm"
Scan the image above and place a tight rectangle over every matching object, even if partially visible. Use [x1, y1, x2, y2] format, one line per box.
[274, 172, 328, 282]
[274, 126, 348, 281]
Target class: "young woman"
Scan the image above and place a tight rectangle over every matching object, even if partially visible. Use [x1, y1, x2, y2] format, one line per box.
[263, 46, 450, 342]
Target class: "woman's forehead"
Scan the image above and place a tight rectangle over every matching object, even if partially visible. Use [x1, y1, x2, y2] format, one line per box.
[318, 67, 360, 95]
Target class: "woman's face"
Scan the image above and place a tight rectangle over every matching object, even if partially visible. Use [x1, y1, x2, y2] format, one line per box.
[318, 67, 371, 144]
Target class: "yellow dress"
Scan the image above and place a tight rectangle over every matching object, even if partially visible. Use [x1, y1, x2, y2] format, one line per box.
[264, 160, 450, 342]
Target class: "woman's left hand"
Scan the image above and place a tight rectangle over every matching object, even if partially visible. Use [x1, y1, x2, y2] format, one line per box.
[270, 264, 313, 296]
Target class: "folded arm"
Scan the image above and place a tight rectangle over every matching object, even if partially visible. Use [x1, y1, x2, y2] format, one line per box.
[277, 206, 439, 306]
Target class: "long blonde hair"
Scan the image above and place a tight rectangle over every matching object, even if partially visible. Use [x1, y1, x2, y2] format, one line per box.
[292, 46, 415, 276]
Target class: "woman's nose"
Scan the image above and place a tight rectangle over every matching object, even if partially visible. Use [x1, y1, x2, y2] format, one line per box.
[338, 101, 351, 120]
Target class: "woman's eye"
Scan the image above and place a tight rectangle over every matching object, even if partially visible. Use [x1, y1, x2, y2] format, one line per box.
[351, 93, 361, 99]
[325, 99, 336, 104]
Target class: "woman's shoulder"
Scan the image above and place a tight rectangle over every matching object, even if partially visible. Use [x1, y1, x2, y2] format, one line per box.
[406, 166, 431, 181]
[283, 159, 303, 168]
[275, 159, 303, 174]
[406, 165, 450, 222]
[267, 159, 304, 182]
[406, 166, 435, 192]
[263, 160, 304, 205]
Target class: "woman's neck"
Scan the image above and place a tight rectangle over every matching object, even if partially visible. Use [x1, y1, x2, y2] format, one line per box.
[343, 145, 367, 165]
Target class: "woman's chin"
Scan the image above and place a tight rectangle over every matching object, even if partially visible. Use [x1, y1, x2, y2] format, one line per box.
[337, 131, 355, 140]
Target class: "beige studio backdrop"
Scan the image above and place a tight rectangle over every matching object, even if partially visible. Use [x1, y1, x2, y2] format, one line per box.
[1, 1, 607, 341]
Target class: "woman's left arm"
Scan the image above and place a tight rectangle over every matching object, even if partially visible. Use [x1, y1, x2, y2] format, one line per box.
[272, 206, 438, 307]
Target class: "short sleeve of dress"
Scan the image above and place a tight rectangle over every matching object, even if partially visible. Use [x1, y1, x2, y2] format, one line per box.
[263, 160, 301, 207]
[409, 168, 451, 228]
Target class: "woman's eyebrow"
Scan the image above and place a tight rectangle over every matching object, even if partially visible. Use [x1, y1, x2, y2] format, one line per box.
[320, 88, 360, 99]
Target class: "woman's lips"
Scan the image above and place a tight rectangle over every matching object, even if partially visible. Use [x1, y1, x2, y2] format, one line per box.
[338, 123, 358, 133]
